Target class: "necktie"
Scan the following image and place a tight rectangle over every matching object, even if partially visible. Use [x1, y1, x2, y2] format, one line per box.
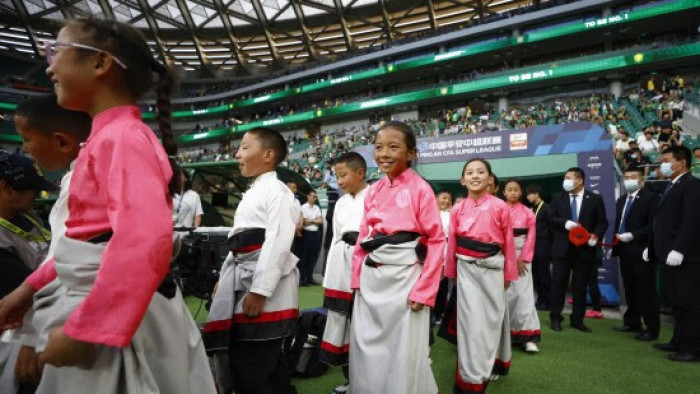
[619, 195, 634, 233]
[570, 194, 578, 222]
[661, 182, 673, 202]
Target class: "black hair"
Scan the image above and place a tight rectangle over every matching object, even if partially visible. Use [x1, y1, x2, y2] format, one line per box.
[377, 121, 417, 167]
[623, 166, 645, 176]
[286, 180, 298, 187]
[503, 179, 522, 190]
[662, 146, 692, 169]
[307, 189, 317, 196]
[462, 158, 493, 177]
[566, 167, 586, 181]
[15, 94, 91, 140]
[334, 151, 367, 172]
[247, 127, 288, 166]
[66, 18, 178, 195]
[179, 168, 192, 191]
[491, 174, 500, 190]
[693, 147, 700, 153]
[525, 184, 542, 196]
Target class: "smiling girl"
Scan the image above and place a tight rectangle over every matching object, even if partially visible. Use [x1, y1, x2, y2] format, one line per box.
[0, 18, 214, 393]
[446, 158, 517, 394]
[503, 179, 541, 353]
[349, 121, 444, 394]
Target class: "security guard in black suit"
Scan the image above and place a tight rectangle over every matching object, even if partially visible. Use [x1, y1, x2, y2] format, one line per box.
[526, 184, 554, 310]
[612, 167, 660, 341]
[549, 167, 608, 333]
[648, 146, 700, 362]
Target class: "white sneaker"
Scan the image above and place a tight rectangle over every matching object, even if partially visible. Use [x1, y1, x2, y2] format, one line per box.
[525, 342, 539, 353]
[489, 375, 500, 381]
[333, 382, 350, 394]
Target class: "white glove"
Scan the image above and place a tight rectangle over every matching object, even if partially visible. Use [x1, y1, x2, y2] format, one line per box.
[565, 221, 579, 231]
[617, 233, 634, 243]
[666, 250, 684, 267]
[642, 248, 649, 262]
[587, 236, 598, 247]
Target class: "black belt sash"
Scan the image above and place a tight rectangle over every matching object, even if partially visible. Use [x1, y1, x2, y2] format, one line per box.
[361, 231, 427, 267]
[87, 231, 176, 299]
[341, 231, 359, 246]
[228, 228, 266, 255]
[456, 236, 501, 258]
[513, 228, 529, 236]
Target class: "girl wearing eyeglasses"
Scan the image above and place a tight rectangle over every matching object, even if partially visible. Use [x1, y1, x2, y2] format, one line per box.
[0, 18, 216, 394]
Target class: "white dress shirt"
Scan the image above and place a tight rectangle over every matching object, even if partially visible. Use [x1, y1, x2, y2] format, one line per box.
[619, 189, 640, 232]
[301, 203, 322, 231]
[230, 171, 299, 297]
[569, 189, 584, 219]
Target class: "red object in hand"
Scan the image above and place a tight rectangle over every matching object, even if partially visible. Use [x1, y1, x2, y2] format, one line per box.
[569, 226, 590, 246]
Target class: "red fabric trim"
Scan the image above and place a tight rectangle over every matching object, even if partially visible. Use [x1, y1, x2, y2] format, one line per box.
[494, 359, 511, 368]
[325, 289, 353, 301]
[510, 329, 541, 336]
[456, 247, 489, 259]
[202, 319, 232, 333]
[455, 369, 486, 392]
[320, 340, 350, 355]
[233, 244, 262, 254]
[232, 308, 299, 324]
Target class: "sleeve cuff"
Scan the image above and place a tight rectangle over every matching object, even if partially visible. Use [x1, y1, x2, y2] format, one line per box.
[63, 319, 130, 348]
[408, 293, 435, 308]
[249, 287, 272, 298]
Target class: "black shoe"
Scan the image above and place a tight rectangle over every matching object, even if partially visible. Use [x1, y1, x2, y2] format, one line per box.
[654, 342, 678, 352]
[299, 281, 309, 287]
[536, 303, 550, 311]
[613, 325, 642, 333]
[668, 352, 700, 362]
[550, 320, 562, 332]
[570, 323, 592, 333]
[635, 331, 658, 341]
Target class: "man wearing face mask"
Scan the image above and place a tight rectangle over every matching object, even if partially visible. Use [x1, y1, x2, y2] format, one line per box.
[646, 146, 700, 362]
[612, 168, 660, 341]
[549, 167, 608, 333]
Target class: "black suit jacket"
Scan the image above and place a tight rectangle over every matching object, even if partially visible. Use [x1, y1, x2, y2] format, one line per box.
[612, 187, 659, 258]
[533, 201, 554, 241]
[650, 173, 700, 264]
[550, 190, 609, 260]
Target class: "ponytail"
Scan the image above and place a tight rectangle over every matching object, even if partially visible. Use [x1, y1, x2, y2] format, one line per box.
[153, 59, 179, 196]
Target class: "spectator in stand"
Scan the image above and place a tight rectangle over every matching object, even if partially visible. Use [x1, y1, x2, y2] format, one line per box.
[615, 130, 632, 160]
[638, 129, 660, 153]
[624, 147, 651, 176]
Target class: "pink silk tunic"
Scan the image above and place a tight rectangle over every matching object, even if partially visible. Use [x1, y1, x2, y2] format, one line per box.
[26, 105, 174, 347]
[350, 168, 446, 307]
[509, 202, 536, 263]
[445, 194, 517, 282]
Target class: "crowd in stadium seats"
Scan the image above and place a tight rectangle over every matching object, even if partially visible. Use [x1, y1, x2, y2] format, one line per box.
[175, 73, 700, 186]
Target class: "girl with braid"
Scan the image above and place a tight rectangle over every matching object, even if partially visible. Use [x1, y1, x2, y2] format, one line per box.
[0, 18, 215, 393]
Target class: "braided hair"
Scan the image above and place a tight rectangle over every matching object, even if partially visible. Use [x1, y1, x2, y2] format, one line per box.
[66, 18, 179, 195]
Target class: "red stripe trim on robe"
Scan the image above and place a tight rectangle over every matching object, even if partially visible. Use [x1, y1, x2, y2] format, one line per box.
[202, 319, 232, 333]
[324, 289, 353, 301]
[320, 340, 350, 355]
[232, 244, 262, 254]
[454, 369, 487, 393]
[494, 359, 511, 368]
[510, 329, 541, 336]
[232, 308, 299, 324]
[455, 247, 490, 259]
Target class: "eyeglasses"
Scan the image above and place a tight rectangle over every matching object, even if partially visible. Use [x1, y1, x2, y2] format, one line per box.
[43, 41, 128, 69]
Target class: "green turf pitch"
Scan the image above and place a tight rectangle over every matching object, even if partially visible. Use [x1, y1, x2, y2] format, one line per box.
[186, 286, 698, 393]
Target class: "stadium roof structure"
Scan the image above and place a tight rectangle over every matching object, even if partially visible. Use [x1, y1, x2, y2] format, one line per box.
[0, 0, 538, 73]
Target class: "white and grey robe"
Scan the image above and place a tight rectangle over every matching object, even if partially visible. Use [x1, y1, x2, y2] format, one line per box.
[507, 231, 541, 344]
[350, 235, 438, 394]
